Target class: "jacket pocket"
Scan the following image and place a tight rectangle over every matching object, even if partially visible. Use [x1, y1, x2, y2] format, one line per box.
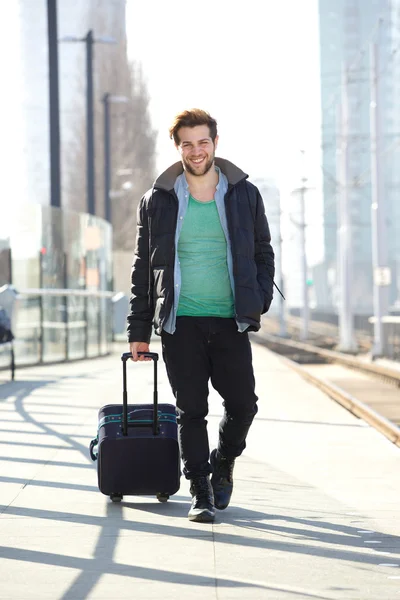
[258, 284, 272, 314]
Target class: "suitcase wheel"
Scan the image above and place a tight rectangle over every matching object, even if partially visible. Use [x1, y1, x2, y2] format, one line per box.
[110, 493, 123, 503]
[156, 493, 169, 503]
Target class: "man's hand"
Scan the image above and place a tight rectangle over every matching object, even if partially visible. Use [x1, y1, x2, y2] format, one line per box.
[129, 341, 151, 362]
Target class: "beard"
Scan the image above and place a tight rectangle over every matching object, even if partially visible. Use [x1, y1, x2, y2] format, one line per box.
[182, 151, 215, 177]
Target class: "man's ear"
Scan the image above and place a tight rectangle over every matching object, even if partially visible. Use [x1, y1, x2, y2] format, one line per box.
[214, 135, 219, 150]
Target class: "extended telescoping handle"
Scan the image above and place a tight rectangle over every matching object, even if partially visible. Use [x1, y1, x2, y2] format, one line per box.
[121, 352, 159, 436]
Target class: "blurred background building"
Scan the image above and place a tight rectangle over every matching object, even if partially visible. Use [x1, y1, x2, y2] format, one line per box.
[5, 0, 126, 211]
[318, 0, 400, 313]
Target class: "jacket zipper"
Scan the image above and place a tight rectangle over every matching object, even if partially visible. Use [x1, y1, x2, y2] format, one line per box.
[157, 189, 179, 329]
[224, 184, 240, 319]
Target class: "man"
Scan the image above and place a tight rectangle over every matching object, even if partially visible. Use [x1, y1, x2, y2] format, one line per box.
[128, 109, 275, 523]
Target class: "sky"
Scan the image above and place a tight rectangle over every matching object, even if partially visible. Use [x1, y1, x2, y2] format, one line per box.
[125, 0, 324, 266]
[126, 0, 322, 185]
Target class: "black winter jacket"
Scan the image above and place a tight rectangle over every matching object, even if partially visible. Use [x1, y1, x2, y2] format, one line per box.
[127, 157, 275, 343]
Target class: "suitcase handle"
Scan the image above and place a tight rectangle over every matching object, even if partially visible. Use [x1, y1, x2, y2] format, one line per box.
[121, 351, 159, 436]
[121, 352, 159, 362]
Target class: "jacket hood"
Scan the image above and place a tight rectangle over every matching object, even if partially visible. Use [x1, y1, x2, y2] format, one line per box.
[153, 157, 248, 191]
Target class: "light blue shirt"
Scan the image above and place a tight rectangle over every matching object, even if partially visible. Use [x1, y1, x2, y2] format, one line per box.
[163, 166, 248, 334]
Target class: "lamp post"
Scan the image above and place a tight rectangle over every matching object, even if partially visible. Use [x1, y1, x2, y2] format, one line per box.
[369, 23, 390, 359]
[290, 150, 314, 341]
[299, 176, 309, 341]
[337, 64, 357, 353]
[102, 94, 129, 224]
[59, 32, 116, 216]
[85, 30, 95, 217]
[46, 0, 61, 208]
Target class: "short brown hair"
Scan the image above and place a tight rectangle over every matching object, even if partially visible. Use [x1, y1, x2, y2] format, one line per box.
[169, 109, 218, 145]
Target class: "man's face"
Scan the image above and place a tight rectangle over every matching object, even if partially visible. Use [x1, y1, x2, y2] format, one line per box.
[176, 125, 219, 177]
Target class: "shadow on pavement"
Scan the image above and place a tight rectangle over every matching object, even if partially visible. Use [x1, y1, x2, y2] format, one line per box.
[0, 504, 265, 599]
[2, 500, 400, 565]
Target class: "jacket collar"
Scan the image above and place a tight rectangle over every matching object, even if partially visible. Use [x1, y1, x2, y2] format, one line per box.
[154, 157, 248, 192]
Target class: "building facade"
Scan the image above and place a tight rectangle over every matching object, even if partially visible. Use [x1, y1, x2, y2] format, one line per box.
[0, 0, 126, 214]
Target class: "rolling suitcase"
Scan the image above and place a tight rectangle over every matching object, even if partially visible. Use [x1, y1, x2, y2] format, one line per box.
[90, 351, 180, 502]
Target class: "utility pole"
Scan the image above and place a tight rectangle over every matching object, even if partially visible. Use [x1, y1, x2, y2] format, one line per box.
[46, 0, 61, 208]
[272, 190, 287, 337]
[337, 64, 357, 353]
[370, 30, 389, 359]
[85, 30, 95, 216]
[299, 175, 309, 341]
[291, 158, 310, 341]
[103, 93, 111, 223]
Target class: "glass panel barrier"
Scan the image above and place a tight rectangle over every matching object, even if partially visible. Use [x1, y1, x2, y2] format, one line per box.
[12, 289, 114, 367]
[1, 203, 115, 371]
[67, 296, 86, 360]
[14, 295, 41, 365]
[42, 295, 67, 363]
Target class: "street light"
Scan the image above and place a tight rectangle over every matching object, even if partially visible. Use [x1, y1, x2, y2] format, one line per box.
[47, 0, 61, 209]
[290, 150, 315, 342]
[102, 94, 129, 224]
[59, 31, 116, 217]
[370, 34, 389, 359]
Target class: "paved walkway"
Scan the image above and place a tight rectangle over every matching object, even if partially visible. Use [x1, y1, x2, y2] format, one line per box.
[1, 339, 400, 599]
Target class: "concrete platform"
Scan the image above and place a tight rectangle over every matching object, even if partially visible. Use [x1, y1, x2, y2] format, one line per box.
[1, 339, 400, 599]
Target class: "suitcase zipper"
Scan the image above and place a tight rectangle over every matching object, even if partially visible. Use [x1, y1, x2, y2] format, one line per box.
[97, 412, 177, 432]
[90, 413, 177, 462]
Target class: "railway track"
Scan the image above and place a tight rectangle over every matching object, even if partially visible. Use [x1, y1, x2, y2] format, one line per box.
[253, 327, 400, 448]
[287, 315, 372, 351]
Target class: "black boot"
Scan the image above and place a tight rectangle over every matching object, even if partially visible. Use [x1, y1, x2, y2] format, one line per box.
[188, 476, 216, 523]
[210, 449, 235, 510]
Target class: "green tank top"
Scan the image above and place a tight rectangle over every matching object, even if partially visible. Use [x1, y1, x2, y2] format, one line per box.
[176, 195, 234, 318]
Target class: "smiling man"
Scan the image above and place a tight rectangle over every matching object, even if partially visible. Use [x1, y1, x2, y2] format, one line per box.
[127, 108, 275, 522]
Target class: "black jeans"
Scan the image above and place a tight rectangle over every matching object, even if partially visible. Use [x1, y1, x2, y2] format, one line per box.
[161, 317, 258, 480]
